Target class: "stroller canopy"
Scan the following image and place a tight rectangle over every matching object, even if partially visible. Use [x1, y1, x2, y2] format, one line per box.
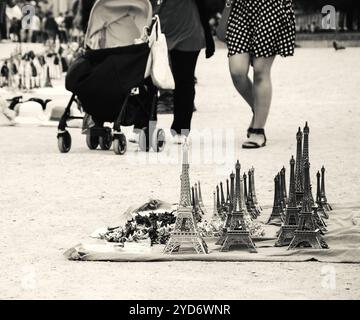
[85, 0, 152, 50]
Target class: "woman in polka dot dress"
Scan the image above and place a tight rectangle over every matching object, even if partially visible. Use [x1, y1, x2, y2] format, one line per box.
[226, 0, 296, 148]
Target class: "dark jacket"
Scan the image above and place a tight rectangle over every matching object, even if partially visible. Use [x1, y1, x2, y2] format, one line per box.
[152, 0, 215, 59]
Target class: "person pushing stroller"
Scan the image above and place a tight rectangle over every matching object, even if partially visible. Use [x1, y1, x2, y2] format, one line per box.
[58, 0, 167, 154]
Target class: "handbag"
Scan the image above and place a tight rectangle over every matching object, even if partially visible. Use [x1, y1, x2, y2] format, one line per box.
[216, 0, 233, 43]
[148, 15, 175, 90]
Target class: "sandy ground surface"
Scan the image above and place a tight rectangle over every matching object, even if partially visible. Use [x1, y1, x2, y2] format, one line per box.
[0, 43, 360, 299]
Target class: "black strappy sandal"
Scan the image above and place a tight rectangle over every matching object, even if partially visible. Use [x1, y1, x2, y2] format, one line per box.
[247, 127, 254, 138]
[242, 128, 267, 149]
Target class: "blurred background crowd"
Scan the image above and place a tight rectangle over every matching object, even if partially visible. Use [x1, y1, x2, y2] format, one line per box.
[0, 0, 359, 44]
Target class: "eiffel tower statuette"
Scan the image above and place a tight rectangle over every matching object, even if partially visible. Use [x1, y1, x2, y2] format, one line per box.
[216, 166, 239, 246]
[211, 191, 219, 221]
[278, 171, 286, 218]
[194, 183, 204, 216]
[320, 166, 332, 211]
[244, 172, 257, 219]
[280, 167, 288, 206]
[288, 160, 329, 250]
[226, 179, 230, 206]
[197, 181, 207, 215]
[216, 185, 221, 214]
[295, 128, 304, 205]
[250, 167, 262, 213]
[230, 171, 235, 212]
[316, 171, 329, 219]
[247, 170, 260, 218]
[220, 181, 226, 209]
[220, 161, 257, 253]
[267, 174, 284, 226]
[164, 142, 208, 254]
[302, 122, 315, 205]
[192, 186, 201, 222]
[276, 156, 300, 246]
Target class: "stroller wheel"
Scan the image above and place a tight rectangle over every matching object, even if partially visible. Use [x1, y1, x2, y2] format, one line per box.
[151, 128, 166, 153]
[139, 127, 150, 152]
[57, 130, 72, 153]
[113, 133, 127, 155]
[86, 133, 99, 150]
[99, 128, 113, 150]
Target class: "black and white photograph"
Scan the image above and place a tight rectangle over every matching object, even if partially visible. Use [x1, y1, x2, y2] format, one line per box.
[0, 0, 359, 303]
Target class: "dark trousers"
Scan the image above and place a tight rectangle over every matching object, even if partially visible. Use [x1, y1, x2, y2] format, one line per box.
[169, 49, 200, 135]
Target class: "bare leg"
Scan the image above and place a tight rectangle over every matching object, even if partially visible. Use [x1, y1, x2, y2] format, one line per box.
[252, 56, 276, 129]
[228, 54, 254, 127]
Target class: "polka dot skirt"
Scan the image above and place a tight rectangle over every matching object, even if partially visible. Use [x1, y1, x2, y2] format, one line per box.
[227, 0, 296, 58]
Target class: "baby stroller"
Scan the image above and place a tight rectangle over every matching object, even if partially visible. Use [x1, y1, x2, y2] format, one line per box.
[57, 0, 166, 154]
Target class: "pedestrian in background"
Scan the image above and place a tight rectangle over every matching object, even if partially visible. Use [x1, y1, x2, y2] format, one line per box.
[227, 0, 296, 149]
[151, 0, 215, 144]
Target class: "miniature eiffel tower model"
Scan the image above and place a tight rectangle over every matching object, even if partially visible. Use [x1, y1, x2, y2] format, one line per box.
[215, 171, 236, 246]
[246, 170, 258, 218]
[220, 161, 257, 253]
[276, 156, 300, 246]
[320, 166, 332, 211]
[197, 181, 207, 215]
[230, 171, 235, 210]
[295, 128, 304, 205]
[243, 173, 256, 219]
[191, 186, 201, 222]
[267, 174, 284, 226]
[194, 183, 205, 216]
[249, 168, 262, 214]
[278, 172, 286, 219]
[288, 160, 329, 250]
[224, 179, 231, 212]
[302, 122, 315, 205]
[211, 191, 220, 221]
[316, 171, 329, 219]
[216, 185, 221, 217]
[220, 181, 226, 211]
[280, 167, 288, 206]
[164, 143, 208, 254]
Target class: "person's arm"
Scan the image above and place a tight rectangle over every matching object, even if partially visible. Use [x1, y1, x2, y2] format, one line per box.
[195, 0, 215, 59]
[73, 0, 83, 30]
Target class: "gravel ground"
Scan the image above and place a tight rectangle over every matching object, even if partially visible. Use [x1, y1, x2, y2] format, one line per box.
[0, 44, 359, 299]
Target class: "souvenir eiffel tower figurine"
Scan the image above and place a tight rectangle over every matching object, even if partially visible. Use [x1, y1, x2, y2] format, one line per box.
[247, 170, 258, 218]
[230, 171, 235, 211]
[276, 156, 300, 246]
[194, 183, 204, 216]
[280, 167, 287, 206]
[320, 166, 332, 211]
[192, 186, 201, 222]
[316, 171, 329, 219]
[220, 182, 226, 210]
[295, 128, 304, 205]
[220, 161, 257, 253]
[216, 167, 238, 246]
[267, 174, 284, 226]
[197, 181, 207, 215]
[216, 185, 221, 215]
[244, 172, 257, 219]
[278, 172, 286, 219]
[211, 191, 220, 221]
[302, 122, 314, 205]
[243, 173, 252, 217]
[226, 179, 231, 206]
[164, 142, 208, 254]
[288, 160, 329, 250]
[250, 167, 262, 214]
